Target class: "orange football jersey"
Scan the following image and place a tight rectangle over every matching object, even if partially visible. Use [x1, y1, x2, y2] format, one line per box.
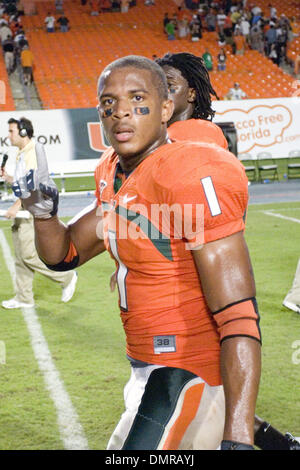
[94, 141, 248, 386]
[167, 118, 228, 149]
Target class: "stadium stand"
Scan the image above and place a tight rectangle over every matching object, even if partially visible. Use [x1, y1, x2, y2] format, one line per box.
[5, 0, 296, 110]
[0, 55, 15, 111]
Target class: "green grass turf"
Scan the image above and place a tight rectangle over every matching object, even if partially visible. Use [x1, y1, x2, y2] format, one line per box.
[0, 202, 299, 449]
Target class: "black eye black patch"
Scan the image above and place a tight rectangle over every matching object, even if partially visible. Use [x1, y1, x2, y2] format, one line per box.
[134, 107, 150, 115]
[102, 108, 113, 118]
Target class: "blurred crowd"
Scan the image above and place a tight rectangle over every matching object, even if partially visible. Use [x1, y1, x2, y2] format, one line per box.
[163, 1, 299, 72]
[0, 0, 34, 84]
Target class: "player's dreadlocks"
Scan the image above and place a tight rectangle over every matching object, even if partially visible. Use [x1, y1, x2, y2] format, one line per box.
[156, 52, 219, 121]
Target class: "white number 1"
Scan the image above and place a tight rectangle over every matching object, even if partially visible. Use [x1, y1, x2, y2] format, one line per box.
[201, 176, 221, 216]
[108, 230, 128, 310]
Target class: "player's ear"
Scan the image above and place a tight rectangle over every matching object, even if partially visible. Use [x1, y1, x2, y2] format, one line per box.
[161, 98, 174, 124]
[188, 87, 196, 103]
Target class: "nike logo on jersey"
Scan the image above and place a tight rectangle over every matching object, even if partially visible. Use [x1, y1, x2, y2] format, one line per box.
[100, 179, 107, 197]
[123, 194, 137, 204]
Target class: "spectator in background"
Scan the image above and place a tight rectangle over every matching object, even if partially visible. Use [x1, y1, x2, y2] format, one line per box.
[265, 22, 277, 55]
[44, 12, 56, 32]
[251, 10, 262, 27]
[240, 15, 250, 46]
[165, 19, 176, 40]
[121, 0, 129, 13]
[218, 32, 226, 48]
[250, 24, 264, 53]
[0, 21, 12, 42]
[14, 29, 28, 50]
[190, 14, 201, 42]
[235, 29, 246, 54]
[275, 23, 288, 64]
[163, 12, 170, 32]
[268, 43, 279, 65]
[205, 8, 217, 31]
[224, 21, 236, 54]
[90, 0, 100, 15]
[9, 18, 20, 37]
[231, 8, 241, 27]
[269, 3, 277, 21]
[99, 0, 112, 12]
[177, 16, 189, 39]
[251, 4, 262, 18]
[20, 45, 34, 86]
[294, 54, 300, 76]
[223, 12, 233, 37]
[111, 0, 121, 11]
[2, 34, 15, 74]
[216, 9, 226, 35]
[226, 82, 247, 100]
[217, 47, 226, 70]
[202, 48, 213, 71]
[55, 0, 64, 12]
[57, 14, 69, 32]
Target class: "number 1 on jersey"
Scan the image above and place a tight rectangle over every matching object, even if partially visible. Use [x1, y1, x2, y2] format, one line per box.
[201, 176, 221, 217]
[108, 230, 128, 311]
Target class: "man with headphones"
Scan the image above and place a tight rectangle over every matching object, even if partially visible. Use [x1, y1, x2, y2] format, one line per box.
[1, 117, 78, 309]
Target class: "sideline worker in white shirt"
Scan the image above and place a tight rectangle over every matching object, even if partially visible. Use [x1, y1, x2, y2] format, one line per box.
[226, 82, 247, 100]
[1, 117, 77, 310]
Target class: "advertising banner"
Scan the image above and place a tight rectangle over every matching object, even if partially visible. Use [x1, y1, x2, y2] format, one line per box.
[212, 96, 300, 158]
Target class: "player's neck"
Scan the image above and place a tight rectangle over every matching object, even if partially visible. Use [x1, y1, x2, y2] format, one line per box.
[168, 107, 193, 126]
[118, 134, 169, 174]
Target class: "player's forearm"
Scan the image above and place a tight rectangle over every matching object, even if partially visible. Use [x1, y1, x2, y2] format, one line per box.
[221, 336, 261, 445]
[33, 212, 106, 267]
[34, 216, 70, 265]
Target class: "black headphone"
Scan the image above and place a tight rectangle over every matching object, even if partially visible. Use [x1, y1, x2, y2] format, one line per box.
[18, 119, 28, 137]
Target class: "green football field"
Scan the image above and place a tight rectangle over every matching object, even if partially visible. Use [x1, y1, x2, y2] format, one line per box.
[0, 201, 299, 450]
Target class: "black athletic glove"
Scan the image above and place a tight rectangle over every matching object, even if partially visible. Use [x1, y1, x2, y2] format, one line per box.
[221, 440, 254, 450]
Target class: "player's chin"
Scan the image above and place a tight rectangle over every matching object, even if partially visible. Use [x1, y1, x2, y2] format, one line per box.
[111, 140, 141, 159]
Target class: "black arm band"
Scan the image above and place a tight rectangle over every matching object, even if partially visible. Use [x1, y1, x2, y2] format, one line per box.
[45, 254, 79, 272]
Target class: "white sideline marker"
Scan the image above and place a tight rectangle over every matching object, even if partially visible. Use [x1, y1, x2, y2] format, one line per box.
[262, 211, 300, 224]
[0, 229, 89, 450]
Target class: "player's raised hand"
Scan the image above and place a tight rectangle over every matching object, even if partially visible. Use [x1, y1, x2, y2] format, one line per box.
[12, 142, 59, 219]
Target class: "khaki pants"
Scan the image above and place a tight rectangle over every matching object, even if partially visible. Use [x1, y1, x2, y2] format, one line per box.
[4, 51, 14, 72]
[12, 217, 74, 304]
[284, 258, 300, 305]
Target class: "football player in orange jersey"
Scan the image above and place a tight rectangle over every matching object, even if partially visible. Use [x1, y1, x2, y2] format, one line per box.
[14, 55, 262, 450]
[154, 51, 299, 451]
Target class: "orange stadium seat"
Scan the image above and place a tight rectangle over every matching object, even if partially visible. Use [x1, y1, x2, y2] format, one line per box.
[6, 0, 298, 109]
